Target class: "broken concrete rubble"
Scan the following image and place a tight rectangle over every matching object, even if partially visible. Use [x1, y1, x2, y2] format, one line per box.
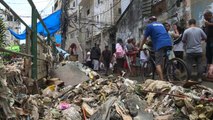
[1, 60, 213, 120]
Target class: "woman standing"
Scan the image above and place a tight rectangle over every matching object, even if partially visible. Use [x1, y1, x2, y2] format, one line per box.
[115, 38, 125, 75]
[69, 43, 78, 61]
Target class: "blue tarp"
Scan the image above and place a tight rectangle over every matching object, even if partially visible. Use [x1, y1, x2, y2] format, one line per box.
[8, 29, 26, 40]
[8, 10, 61, 40]
[55, 34, 62, 44]
[56, 47, 70, 59]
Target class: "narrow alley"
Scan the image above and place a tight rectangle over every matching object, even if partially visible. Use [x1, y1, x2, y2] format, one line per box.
[0, 0, 213, 120]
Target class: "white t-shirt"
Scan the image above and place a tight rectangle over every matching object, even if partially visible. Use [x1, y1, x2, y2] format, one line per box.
[173, 41, 184, 52]
[169, 31, 184, 52]
[86, 52, 91, 61]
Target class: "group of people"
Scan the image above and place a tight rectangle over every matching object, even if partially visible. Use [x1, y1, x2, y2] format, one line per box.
[140, 11, 213, 81]
[85, 10, 213, 81]
[85, 39, 141, 76]
[85, 43, 113, 76]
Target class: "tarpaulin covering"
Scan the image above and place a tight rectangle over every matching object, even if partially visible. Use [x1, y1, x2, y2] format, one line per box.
[8, 29, 26, 40]
[56, 47, 70, 59]
[55, 34, 62, 44]
[8, 10, 61, 40]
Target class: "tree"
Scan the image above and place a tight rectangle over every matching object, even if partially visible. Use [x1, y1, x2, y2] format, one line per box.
[0, 18, 6, 47]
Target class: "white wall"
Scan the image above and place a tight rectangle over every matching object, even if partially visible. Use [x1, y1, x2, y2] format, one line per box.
[93, 0, 113, 35]
[121, 0, 131, 14]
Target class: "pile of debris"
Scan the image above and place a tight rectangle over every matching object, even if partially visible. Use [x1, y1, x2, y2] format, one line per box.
[137, 79, 213, 120]
[42, 62, 213, 120]
[1, 60, 213, 120]
[0, 58, 42, 119]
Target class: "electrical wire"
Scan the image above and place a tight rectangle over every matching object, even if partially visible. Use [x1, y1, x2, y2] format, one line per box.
[19, 14, 50, 18]
[7, 0, 50, 4]
[39, 0, 54, 14]
[62, 0, 122, 39]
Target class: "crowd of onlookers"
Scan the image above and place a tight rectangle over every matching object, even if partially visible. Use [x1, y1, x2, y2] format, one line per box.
[83, 10, 213, 81]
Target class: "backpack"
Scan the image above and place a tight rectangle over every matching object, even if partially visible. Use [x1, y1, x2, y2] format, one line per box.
[116, 44, 125, 58]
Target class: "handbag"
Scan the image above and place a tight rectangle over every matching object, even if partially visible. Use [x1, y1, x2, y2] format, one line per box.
[116, 44, 125, 58]
[173, 34, 183, 45]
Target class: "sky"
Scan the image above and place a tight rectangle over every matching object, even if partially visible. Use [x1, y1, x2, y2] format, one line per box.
[0, 0, 54, 30]
[0, 0, 55, 43]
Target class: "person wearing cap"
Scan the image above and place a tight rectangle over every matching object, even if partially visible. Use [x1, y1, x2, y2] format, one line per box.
[140, 16, 172, 80]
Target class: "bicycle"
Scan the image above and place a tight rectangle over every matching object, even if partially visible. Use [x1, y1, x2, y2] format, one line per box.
[140, 47, 190, 81]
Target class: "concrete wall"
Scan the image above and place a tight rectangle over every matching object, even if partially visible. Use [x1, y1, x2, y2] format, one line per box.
[65, 0, 78, 51]
[53, 0, 62, 12]
[191, 0, 213, 27]
[5, 21, 20, 45]
[113, 0, 121, 24]
[80, 0, 121, 53]
[116, 0, 143, 43]
[0, 9, 20, 45]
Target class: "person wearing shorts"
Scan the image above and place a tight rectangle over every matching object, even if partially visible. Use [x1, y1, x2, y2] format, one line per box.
[140, 16, 172, 80]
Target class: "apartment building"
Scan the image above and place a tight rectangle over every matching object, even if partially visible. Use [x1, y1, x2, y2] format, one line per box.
[0, 9, 20, 45]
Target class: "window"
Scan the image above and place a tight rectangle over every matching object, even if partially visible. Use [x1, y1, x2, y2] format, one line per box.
[118, 8, 121, 14]
[97, 15, 99, 22]
[73, 1, 76, 7]
[54, 1, 58, 10]
[74, 15, 77, 22]
[87, 9, 90, 15]
[152, 0, 162, 5]
[7, 15, 13, 21]
[70, 33, 74, 39]
[97, 0, 101, 4]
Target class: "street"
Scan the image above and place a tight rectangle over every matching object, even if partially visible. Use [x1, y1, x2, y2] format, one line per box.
[0, 0, 213, 119]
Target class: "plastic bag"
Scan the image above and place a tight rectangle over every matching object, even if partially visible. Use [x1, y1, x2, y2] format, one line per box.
[58, 102, 71, 110]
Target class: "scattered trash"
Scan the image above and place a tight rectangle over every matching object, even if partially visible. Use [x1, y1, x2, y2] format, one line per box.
[58, 101, 71, 110]
[1, 60, 213, 120]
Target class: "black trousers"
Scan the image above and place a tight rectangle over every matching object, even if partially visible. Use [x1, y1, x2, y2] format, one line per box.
[206, 41, 213, 64]
[174, 51, 184, 60]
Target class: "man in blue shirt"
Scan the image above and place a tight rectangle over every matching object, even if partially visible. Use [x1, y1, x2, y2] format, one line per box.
[140, 16, 172, 80]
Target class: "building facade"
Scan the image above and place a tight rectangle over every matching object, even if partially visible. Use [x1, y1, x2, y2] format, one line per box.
[61, 0, 213, 62]
[53, 0, 62, 12]
[116, 0, 144, 42]
[60, 0, 123, 61]
[0, 9, 20, 46]
[116, 0, 213, 43]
